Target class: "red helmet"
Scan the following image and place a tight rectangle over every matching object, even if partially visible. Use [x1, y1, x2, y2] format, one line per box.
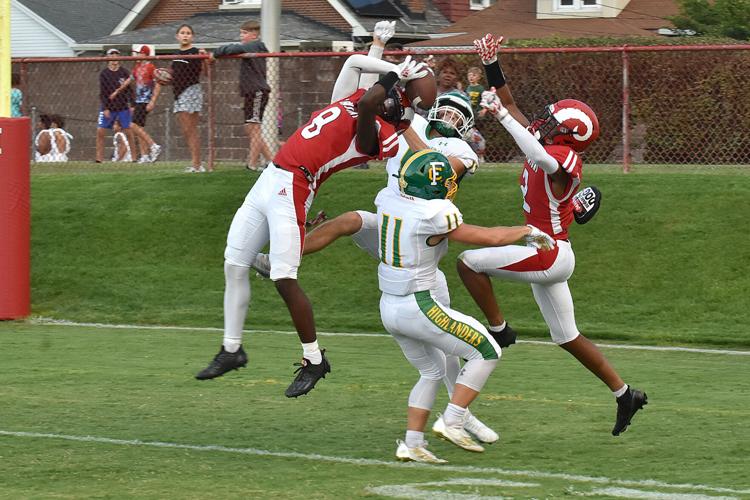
[528, 99, 599, 152]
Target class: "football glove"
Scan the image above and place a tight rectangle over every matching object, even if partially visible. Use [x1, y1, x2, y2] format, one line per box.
[525, 225, 556, 250]
[480, 88, 508, 119]
[395, 55, 429, 82]
[473, 33, 505, 65]
[572, 186, 602, 224]
[373, 20, 396, 44]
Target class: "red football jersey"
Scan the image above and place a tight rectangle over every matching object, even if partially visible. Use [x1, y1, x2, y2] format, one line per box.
[520, 145, 582, 240]
[273, 88, 400, 191]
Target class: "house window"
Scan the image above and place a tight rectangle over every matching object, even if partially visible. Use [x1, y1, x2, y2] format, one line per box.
[220, 0, 261, 9]
[556, 0, 600, 9]
[470, 0, 493, 11]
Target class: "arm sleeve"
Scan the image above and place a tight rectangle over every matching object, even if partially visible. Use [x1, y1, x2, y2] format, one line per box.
[214, 42, 259, 57]
[499, 114, 559, 174]
[100, 71, 109, 109]
[330, 54, 398, 103]
[358, 44, 386, 90]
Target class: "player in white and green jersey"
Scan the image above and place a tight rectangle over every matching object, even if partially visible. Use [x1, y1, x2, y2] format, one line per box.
[380, 149, 554, 463]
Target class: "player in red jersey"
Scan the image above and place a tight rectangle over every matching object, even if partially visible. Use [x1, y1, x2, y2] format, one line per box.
[456, 34, 647, 436]
[195, 52, 428, 398]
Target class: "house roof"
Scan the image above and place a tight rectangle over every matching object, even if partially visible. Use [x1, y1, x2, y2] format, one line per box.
[410, 0, 680, 46]
[18, 0, 138, 42]
[350, 1, 451, 41]
[77, 10, 351, 48]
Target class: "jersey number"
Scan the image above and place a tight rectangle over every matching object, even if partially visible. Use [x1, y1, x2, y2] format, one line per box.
[301, 107, 342, 139]
[521, 168, 531, 213]
[380, 214, 403, 268]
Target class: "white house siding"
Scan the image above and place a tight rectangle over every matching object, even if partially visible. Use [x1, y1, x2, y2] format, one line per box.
[11, 2, 74, 57]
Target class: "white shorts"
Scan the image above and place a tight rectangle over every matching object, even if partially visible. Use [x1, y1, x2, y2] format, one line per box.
[174, 84, 203, 114]
[459, 241, 580, 344]
[352, 209, 450, 305]
[381, 291, 500, 393]
[224, 164, 314, 280]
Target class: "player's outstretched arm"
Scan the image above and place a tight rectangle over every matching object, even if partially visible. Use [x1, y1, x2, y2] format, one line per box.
[473, 33, 529, 126]
[303, 212, 364, 255]
[480, 91, 559, 175]
[447, 223, 531, 247]
[359, 20, 397, 90]
[330, 55, 398, 103]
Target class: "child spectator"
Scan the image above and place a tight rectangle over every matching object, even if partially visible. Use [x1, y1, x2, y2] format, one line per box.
[112, 120, 133, 162]
[11, 73, 22, 117]
[465, 66, 487, 163]
[35, 114, 72, 162]
[212, 20, 272, 171]
[96, 48, 135, 163]
[112, 45, 162, 163]
[149, 24, 207, 173]
[436, 57, 464, 95]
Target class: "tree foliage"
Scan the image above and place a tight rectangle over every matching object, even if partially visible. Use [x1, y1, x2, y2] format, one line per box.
[671, 0, 750, 40]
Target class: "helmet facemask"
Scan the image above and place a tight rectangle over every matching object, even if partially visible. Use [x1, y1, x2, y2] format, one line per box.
[427, 92, 474, 140]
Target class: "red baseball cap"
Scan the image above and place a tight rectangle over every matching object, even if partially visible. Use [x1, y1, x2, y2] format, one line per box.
[138, 45, 151, 56]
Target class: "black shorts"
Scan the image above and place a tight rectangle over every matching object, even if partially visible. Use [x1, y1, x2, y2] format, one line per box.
[244, 90, 269, 124]
[132, 103, 149, 127]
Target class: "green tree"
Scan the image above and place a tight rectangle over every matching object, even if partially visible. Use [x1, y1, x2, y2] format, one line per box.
[671, 0, 750, 40]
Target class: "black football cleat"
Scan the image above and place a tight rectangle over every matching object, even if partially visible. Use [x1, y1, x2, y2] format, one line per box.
[195, 346, 248, 380]
[612, 387, 648, 436]
[285, 350, 331, 398]
[489, 324, 517, 348]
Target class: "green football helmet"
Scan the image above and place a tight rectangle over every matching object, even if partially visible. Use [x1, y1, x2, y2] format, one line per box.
[398, 149, 458, 201]
[427, 91, 475, 140]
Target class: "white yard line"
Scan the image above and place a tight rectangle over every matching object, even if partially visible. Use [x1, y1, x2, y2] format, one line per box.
[1, 430, 747, 497]
[29, 318, 750, 356]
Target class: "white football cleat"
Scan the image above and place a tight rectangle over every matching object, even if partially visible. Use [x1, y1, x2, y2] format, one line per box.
[464, 415, 499, 444]
[251, 253, 271, 279]
[432, 416, 484, 453]
[149, 143, 162, 162]
[395, 440, 447, 464]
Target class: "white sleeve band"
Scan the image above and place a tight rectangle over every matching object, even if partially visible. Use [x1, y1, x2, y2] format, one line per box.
[499, 114, 559, 174]
[330, 54, 398, 103]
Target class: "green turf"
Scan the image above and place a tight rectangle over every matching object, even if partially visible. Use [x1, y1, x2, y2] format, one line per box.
[0, 322, 749, 499]
[28, 161, 750, 346]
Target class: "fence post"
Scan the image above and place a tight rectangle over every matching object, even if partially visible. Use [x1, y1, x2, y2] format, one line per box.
[622, 47, 631, 173]
[206, 58, 215, 171]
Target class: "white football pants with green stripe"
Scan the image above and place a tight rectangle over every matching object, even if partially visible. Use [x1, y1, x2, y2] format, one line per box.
[380, 291, 501, 411]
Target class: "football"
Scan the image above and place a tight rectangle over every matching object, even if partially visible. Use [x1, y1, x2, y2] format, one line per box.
[405, 69, 437, 110]
[154, 67, 173, 86]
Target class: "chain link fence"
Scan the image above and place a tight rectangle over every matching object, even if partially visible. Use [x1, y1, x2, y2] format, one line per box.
[12, 44, 750, 169]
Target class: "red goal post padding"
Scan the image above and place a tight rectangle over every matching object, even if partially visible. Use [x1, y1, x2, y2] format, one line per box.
[0, 117, 31, 319]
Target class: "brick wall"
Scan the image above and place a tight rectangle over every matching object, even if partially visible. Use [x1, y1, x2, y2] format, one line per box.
[138, 0, 221, 28]
[433, 0, 471, 22]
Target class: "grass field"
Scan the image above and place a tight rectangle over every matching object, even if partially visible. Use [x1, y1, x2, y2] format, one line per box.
[1, 161, 749, 498]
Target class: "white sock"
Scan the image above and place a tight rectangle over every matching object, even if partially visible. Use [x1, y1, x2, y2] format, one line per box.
[223, 262, 250, 352]
[443, 403, 467, 428]
[488, 321, 507, 332]
[613, 384, 629, 398]
[405, 430, 424, 448]
[302, 341, 322, 364]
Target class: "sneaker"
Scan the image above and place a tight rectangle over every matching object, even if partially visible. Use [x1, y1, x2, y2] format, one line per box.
[433, 416, 484, 452]
[184, 166, 198, 173]
[149, 143, 162, 162]
[489, 324, 517, 348]
[195, 346, 248, 380]
[433, 413, 498, 445]
[285, 350, 331, 398]
[251, 253, 271, 279]
[137, 156, 150, 164]
[246, 163, 266, 172]
[612, 387, 648, 436]
[463, 415, 500, 444]
[395, 440, 447, 464]
[196, 165, 207, 173]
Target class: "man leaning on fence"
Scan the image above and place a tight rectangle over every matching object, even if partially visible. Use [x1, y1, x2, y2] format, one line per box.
[212, 20, 273, 171]
[96, 48, 135, 163]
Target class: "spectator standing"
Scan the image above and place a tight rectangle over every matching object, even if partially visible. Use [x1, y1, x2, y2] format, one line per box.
[96, 48, 135, 163]
[11, 73, 22, 117]
[213, 20, 272, 171]
[112, 45, 162, 163]
[436, 57, 464, 95]
[149, 24, 207, 173]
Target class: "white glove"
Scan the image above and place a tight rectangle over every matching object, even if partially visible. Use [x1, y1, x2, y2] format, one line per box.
[473, 33, 504, 65]
[479, 88, 508, 119]
[395, 55, 428, 82]
[525, 225, 555, 251]
[373, 20, 396, 44]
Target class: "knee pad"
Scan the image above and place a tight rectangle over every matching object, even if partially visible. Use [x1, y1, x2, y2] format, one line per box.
[408, 376, 441, 411]
[458, 250, 481, 273]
